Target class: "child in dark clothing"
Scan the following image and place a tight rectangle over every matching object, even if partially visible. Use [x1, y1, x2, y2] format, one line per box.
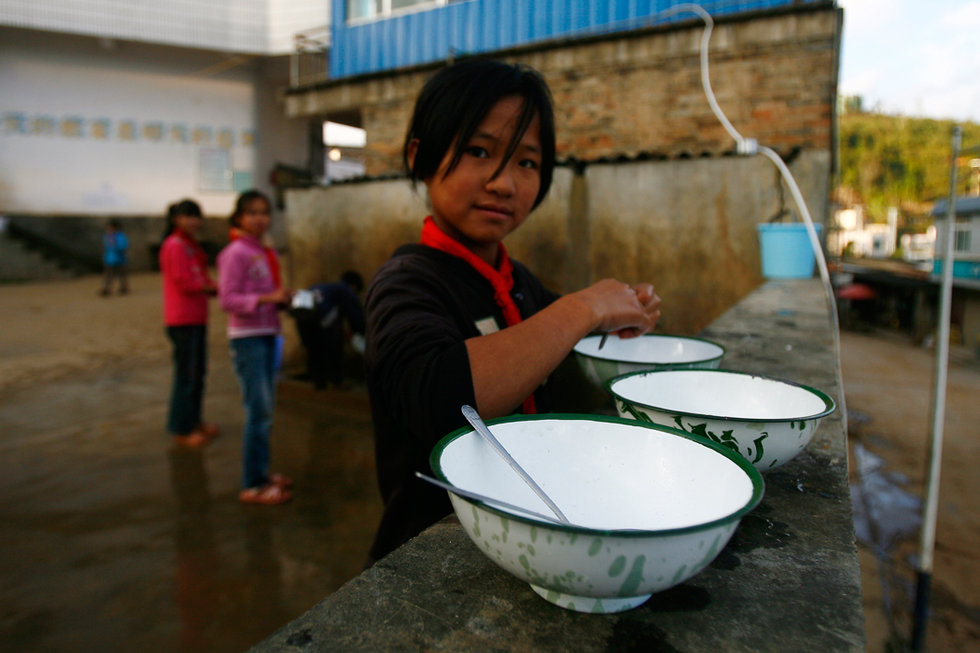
[364, 58, 662, 563]
[290, 270, 366, 390]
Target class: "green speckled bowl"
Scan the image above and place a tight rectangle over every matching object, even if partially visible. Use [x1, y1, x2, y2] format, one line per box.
[608, 369, 836, 471]
[431, 414, 763, 613]
[572, 333, 725, 390]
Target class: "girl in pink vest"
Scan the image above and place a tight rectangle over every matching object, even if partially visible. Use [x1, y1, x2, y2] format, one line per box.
[217, 190, 295, 505]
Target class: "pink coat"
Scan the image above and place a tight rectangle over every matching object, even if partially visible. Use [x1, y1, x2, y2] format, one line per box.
[159, 232, 213, 326]
[217, 235, 281, 339]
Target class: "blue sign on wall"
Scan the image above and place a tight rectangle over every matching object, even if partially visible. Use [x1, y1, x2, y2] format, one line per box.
[933, 259, 980, 281]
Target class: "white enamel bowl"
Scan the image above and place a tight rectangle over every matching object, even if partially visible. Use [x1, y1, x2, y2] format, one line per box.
[608, 369, 836, 471]
[431, 415, 763, 614]
[572, 334, 725, 389]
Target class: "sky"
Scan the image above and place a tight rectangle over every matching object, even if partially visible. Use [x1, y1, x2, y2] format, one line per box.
[837, 0, 980, 124]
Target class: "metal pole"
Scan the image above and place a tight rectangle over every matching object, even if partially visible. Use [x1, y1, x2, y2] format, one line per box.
[911, 124, 961, 651]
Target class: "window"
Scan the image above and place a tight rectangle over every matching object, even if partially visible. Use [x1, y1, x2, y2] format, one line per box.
[954, 227, 971, 253]
[322, 120, 366, 182]
[348, 0, 449, 22]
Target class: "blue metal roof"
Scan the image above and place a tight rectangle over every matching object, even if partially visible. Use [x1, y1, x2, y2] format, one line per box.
[328, 0, 828, 79]
[932, 195, 980, 217]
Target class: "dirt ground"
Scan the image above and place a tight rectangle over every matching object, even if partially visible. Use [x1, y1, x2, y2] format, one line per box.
[1, 272, 979, 651]
[0, 272, 298, 396]
[840, 327, 980, 651]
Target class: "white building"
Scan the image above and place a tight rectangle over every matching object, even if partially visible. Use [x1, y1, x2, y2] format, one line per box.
[1, 0, 329, 219]
[830, 205, 935, 263]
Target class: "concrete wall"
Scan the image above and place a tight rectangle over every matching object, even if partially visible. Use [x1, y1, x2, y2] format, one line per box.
[284, 150, 829, 335]
[0, 25, 312, 273]
[1, 27, 257, 217]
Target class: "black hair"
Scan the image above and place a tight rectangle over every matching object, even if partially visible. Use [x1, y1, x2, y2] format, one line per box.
[173, 198, 203, 219]
[163, 198, 203, 239]
[340, 269, 364, 293]
[229, 189, 271, 228]
[403, 58, 556, 209]
[107, 218, 122, 230]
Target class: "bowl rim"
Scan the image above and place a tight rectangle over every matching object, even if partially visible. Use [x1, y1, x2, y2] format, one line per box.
[572, 332, 726, 365]
[605, 368, 837, 422]
[430, 412, 765, 537]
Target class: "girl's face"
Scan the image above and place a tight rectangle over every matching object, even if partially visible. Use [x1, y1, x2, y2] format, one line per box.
[236, 197, 271, 239]
[174, 213, 202, 238]
[421, 95, 542, 265]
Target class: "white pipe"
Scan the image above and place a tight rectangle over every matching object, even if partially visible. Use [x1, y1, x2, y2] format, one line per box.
[912, 124, 961, 650]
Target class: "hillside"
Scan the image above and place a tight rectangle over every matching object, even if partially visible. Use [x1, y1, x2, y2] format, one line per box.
[837, 112, 980, 226]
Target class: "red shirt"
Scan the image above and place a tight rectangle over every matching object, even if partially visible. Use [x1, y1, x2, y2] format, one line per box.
[160, 230, 214, 326]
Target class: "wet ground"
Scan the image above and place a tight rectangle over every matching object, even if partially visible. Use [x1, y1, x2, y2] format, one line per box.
[1, 273, 978, 651]
[841, 329, 980, 651]
[0, 274, 382, 652]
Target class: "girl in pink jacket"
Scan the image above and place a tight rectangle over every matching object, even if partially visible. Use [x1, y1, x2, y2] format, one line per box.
[217, 190, 294, 505]
[160, 199, 218, 448]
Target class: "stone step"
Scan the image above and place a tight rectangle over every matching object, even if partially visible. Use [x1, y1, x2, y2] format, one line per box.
[0, 231, 82, 282]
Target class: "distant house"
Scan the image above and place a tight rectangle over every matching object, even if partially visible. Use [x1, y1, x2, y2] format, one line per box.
[929, 194, 980, 351]
[830, 206, 899, 258]
[830, 205, 935, 264]
[932, 195, 980, 282]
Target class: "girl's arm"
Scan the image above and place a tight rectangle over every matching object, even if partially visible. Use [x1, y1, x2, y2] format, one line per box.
[218, 251, 291, 315]
[467, 279, 661, 418]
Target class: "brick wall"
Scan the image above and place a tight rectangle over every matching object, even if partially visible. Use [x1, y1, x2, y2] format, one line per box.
[285, 5, 840, 174]
[281, 4, 840, 335]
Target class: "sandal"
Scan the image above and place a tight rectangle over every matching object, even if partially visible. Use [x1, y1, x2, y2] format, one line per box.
[197, 423, 221, 438]
[269, 473, 294, 489]
[174, 431, 210, 449]
[239, 483, 293, 505]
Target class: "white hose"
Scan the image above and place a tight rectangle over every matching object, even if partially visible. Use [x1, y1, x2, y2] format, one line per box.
[668, 3, 848, 437]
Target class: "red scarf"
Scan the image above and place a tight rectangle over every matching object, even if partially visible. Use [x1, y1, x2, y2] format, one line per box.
[420, 216, 536, 414]
[229, 227, 281, 287]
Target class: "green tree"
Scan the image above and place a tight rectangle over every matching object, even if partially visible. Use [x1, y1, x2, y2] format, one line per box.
[837, 111, 980, 222]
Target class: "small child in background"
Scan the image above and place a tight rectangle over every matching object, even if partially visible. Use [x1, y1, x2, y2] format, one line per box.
[160, 198, 219, 448]
[289, 270, 366, 390]
[364, 58, 662, 563]
[100, 219, 129, 296]
[217, 190, 295, 505]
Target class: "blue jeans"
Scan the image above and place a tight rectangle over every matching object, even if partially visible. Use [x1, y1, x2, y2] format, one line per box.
[166, 325, 207, 435]
[230, 336, 277, 489]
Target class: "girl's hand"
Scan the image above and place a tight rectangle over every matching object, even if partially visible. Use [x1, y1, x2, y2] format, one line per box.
[616, 282, 662, 339]
[466, 277, 661, 417]
[260, 287, 293, 305]
[569, 278, 661, 338]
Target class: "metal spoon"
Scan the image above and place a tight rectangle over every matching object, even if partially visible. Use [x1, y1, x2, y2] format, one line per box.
[461, 404, 570, 524]
[415, 472, 565, 524]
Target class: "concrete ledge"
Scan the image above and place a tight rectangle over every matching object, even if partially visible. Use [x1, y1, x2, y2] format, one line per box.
[252, 279, 864, 651]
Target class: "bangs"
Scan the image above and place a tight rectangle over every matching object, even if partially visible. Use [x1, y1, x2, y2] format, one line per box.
[404, 59, 556, 209]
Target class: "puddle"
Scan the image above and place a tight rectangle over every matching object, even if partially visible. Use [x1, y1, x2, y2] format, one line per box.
[850, 442, 922, 551]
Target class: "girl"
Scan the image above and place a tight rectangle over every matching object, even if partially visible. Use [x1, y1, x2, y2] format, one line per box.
[364, 58, 662, 562]
[160, 199, 219, 448]
[217, 190, 295, 505]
